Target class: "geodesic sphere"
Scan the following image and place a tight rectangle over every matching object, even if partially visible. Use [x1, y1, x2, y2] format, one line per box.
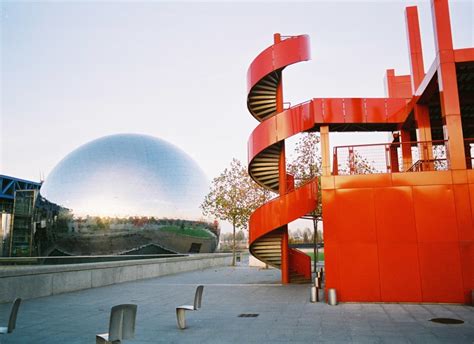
[40, 133, 209, 219]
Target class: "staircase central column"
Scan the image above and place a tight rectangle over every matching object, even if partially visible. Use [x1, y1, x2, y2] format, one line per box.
[274, 33, 290, 284]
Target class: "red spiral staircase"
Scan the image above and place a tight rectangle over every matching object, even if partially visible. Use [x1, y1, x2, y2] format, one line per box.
[247, 34, 318, 284]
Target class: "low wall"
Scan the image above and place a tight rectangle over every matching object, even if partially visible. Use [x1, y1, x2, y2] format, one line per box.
[0, 253, 232, 303]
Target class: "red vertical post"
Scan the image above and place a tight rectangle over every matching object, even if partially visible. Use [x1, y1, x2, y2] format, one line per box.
[406, 6, 434, 167]
[320, 126, 331, 176]
[406, 7, 425, 93]
[431, 0, 465, 169]
[400, 130, 413, 171]
[274, 33, 289, 284]
[385, 70, 412, 171]
[389, 135, 400, 173]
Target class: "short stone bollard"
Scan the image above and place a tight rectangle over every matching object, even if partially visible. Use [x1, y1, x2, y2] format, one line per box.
[328, 288, 338, 306]
[310, 286, 319, 302]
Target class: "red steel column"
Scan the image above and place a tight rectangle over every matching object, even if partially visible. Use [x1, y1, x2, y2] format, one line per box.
[320, 126, 331, 176]
[389, 137, 400, 173]
[274, 33, 289, 284]
[406, 6, 434, 166]
[431, 0, 465, 169]
[385, 70, 412, 169]
[400, 130, 413, 171]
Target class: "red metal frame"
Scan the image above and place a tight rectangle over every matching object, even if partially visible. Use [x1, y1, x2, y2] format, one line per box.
[246, 0, 473, 301]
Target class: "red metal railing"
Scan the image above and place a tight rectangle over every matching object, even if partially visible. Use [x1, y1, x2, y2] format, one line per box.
[464, 138, 474, 169]
[332, 140, 448, 175]
[289, 248, 312, 280]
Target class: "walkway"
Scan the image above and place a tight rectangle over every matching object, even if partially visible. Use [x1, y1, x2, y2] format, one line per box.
[0, 262, 473, 343]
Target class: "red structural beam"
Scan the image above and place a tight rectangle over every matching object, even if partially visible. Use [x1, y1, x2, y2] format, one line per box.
[248, 97, 410, 163]
[454, 48, 474, 62]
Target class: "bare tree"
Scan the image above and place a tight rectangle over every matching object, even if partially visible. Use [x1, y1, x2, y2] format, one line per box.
[201, 158, 270, 266]
[287, 133, 322, 271]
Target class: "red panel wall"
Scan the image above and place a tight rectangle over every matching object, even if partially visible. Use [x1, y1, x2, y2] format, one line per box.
[323, 171, 473, 304]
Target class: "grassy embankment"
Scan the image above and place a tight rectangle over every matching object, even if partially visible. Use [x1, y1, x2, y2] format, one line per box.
[305, 252, 325, 261]
[159, 225, 214, 238]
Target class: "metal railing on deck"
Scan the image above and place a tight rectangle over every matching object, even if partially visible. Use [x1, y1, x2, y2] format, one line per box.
[332, 140, 448, 175]
[464, 138, 474, 169]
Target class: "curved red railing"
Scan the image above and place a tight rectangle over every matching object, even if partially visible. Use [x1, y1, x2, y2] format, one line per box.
[247, 35, 315, 282]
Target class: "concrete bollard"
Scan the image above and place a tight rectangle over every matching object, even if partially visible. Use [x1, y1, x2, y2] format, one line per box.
[328, 288, 338, 306]
[310, 286, 319, 302]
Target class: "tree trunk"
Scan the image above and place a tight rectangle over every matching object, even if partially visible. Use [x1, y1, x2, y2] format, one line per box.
[232, 221, 236, 266]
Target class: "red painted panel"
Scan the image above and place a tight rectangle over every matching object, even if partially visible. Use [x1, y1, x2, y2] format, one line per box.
[248, 119, 277, 162]
[249, 179, 317, 243]
[418, 243, 464, 303]
[333, 189, 376, 243]
[324, 241, 340, 291]
[335, 174, 392, 189]
[338, 243, 381, 302]
[343, 98, 364, 123]
[391, 171, 452, 186]
[451, 170, 468, 184]
[378, 243, 422, 302]
[247, 46, 273, 92]
[364, 99, 386, 123]
[273, 35, 311, 73]
[323, 99, 344, 123]
[385, 98, 410, 122]
[453, 184, 474, 242]
[275, 107, 301, 142]
[412, 185, 458, 242]
[247, 35, 310, 92]
[467, 170, 474, 184]
[468, 184, 474, 229]
[374, 187, 417, 243]
[321, 190, 337, 243]
[459, 242, 473, 304]
[289, 248, 311, 279]
[312, 99, 324, 123]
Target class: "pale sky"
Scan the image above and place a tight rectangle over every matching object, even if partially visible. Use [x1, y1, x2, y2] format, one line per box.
[2, 0, 472, 182]
[1, 1, 472, 233]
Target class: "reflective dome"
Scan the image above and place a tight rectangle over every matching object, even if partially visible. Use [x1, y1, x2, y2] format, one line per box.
[41, 134, 209, 219]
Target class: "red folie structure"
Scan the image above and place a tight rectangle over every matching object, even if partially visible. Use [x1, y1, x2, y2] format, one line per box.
[246, 0, 473, 303]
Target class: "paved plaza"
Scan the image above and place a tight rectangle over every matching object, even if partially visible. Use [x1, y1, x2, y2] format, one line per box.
[0, 260, 473, 343]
